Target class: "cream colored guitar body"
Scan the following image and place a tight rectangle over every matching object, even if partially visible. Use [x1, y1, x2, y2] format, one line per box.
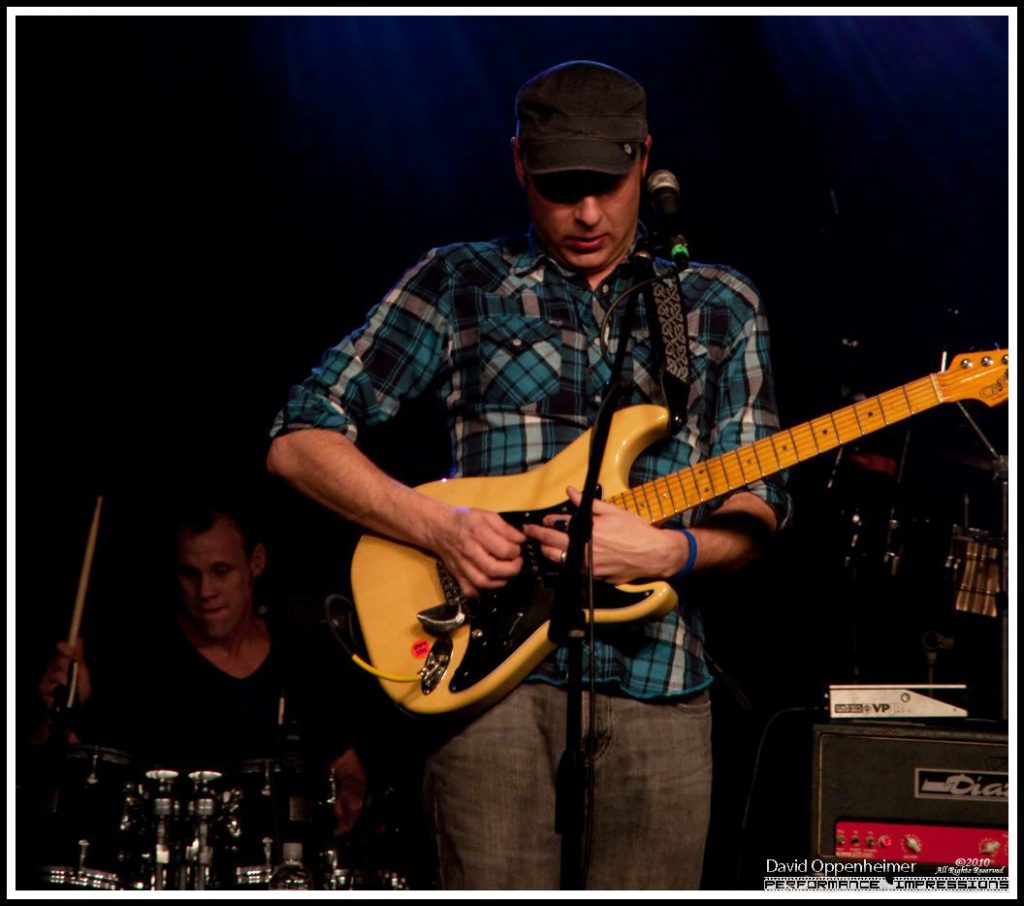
[350, 405, 678, 716]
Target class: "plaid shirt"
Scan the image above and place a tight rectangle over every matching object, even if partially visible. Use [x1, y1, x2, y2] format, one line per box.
[272, 228, 791, 699]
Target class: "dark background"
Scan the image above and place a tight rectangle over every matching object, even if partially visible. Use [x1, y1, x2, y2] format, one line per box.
[15, 14, 1010, 889]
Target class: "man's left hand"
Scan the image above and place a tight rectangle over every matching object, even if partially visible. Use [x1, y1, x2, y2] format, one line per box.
[523, 486, 686, 584]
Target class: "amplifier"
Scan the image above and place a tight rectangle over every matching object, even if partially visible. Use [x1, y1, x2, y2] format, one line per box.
[810, 722, 1008, 866]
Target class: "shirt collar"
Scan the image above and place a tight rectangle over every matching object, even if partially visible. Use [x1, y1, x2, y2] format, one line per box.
[510, 221, 653, 282]
[509, 226, 547, 277]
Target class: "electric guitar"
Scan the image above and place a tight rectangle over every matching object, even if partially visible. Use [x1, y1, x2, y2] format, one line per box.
[350, 349, 1008, 716]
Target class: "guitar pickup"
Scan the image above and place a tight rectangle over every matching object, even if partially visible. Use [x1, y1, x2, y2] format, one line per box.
[416, 602, 467, 635]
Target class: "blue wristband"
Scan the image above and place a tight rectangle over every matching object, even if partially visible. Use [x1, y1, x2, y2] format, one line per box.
[673, 528, 698, 580]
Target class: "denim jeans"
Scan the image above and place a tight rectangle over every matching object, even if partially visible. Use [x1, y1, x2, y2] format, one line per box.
[422, 682, 712, 890]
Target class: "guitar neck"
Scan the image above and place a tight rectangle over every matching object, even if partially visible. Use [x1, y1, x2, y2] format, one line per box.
[609, 373, 945, 525]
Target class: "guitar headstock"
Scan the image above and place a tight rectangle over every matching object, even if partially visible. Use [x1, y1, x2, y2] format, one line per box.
[938, 349, 1009, 406]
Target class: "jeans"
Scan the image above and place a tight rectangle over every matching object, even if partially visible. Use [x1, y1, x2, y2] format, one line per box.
[422, 682, 712, 890]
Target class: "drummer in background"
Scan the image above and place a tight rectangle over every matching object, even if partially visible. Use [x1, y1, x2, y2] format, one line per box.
[32, 494, 371, 836]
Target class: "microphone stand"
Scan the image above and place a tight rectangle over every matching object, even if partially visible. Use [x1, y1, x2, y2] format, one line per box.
[549, 251, 654, 890]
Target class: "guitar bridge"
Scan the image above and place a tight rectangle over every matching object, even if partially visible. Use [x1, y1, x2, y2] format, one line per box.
[421, 636, 452, 695]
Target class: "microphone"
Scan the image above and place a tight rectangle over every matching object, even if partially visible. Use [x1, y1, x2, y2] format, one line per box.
[645, 169, 690, 267]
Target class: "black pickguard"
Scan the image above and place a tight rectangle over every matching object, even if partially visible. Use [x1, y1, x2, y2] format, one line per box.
[445, 501, 655, 694]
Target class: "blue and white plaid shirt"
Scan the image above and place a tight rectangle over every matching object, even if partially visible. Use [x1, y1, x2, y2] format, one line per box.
[272, 227, 791, 699]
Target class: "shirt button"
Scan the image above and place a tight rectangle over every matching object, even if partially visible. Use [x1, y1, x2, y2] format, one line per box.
[511, 338, 523, 347]
[601, 284, 611, 294]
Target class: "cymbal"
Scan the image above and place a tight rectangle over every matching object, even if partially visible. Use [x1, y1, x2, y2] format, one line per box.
[940, 449, 998, 472]
[847, 452, 898, 477]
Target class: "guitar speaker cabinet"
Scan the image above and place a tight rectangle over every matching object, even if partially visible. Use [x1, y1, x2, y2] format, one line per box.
[810, 721, 1008, 866]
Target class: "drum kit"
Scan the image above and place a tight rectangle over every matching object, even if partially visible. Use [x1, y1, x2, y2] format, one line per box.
[25, 744, 412, 891]
[21, 497, 416, 891]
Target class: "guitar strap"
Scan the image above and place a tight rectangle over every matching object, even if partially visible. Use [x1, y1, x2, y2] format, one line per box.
[642, 268, 694, 433]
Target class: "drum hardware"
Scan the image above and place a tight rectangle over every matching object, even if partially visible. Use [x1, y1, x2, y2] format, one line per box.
[235, 864, 271, 887]
[880, 427, 912, 576]
[85, 750, 100, 785]
[320, 770, 344, 889]
[235, 867, 270, 886]
[35, 745, 139, 891]
[378, 870, 412, 890]
[184, 770, 222, 891]
[77, 840, 90, 873]
[324, 866, 378, 890]
[141, 768, 180, 890]
[42, 844, 122, 892]
[227, 836, 276, 888]
[319, 779, 414, 891]
[221, 787, 243, 841]
[322, 863, 412, 890]
[263, 835, 275, 883]
[921, 630, 957, 688]
[324, 762, 340, 829]
[268, 841, 314, 889]
[118, 781, 144, 834]
[216, 757, 320, 889]
[115, 779, 149, 889]
[322, 846, 340, 884]
[945, 525, 1001, 618]
[29, 750, 416, 890]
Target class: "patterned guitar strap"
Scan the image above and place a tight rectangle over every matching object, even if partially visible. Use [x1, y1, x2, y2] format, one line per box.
[642, 267, 694, 433]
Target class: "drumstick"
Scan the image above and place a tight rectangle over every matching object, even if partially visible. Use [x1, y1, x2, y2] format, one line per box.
[65, 495, 104, 708]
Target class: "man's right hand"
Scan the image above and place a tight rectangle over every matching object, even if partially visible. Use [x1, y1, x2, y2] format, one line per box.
[429, 507, 527, 599]
[39, 638, 92, 711]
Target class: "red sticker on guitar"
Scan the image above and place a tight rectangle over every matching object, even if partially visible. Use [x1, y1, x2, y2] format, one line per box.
[411, 640, 431, 659]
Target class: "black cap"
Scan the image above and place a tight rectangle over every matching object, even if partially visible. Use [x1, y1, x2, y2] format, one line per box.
[515, 60, 648, 176]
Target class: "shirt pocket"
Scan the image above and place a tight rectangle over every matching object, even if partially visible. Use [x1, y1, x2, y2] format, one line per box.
[479, 315, 563, 408]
